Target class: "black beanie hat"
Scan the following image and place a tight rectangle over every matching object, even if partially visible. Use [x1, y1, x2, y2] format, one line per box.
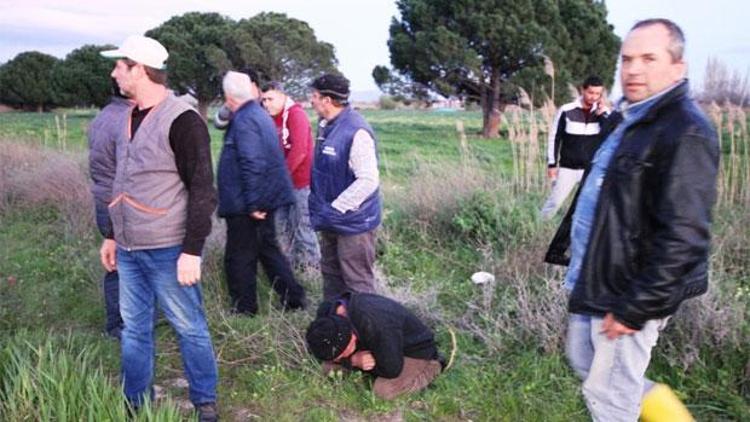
[310, 73, 350, 102]
[305, 315, 353, 361]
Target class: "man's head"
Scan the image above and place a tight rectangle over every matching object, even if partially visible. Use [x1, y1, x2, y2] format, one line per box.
[222, 71, 254, 112]
[261, 81, 288, 117]
[620, 18, 687, 103]
[101, 35, 168, 98]
[309, 74, 350, 119]
[305, 315, 357, 362]
[581, 76, 604, 108]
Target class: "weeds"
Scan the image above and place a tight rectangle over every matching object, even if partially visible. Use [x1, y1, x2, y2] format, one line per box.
[0, 107, 748, 420]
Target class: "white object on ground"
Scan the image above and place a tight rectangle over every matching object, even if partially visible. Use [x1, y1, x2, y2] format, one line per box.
[470, 271, 495, 285]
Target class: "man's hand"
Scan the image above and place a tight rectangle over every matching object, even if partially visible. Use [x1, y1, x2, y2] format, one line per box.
[595, 96, 610, 116]
[250, 211, 267, 220]
[547, 167, 559, 181]
[350, 351, 376, 371]
[177, 253, 202, 286]
[601, 312, 638, 340]
[100, 239, 117, 272]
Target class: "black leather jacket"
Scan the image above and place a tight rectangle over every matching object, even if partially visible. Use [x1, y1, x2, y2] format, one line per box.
[545, 80, 720, 330]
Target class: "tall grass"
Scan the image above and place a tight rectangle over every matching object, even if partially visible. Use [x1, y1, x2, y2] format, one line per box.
[0, 333, 181, 421]
[708, 102, 750, 207]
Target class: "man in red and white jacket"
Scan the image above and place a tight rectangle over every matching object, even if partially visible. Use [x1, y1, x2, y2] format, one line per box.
[261, 81, 321, 269]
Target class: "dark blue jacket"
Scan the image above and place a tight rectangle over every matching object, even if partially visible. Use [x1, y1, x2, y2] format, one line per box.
[217, 100, 294, 217]
[309, 107, 381, 234]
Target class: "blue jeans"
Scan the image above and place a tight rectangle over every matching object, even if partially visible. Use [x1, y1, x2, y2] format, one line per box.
[274, 187, 321, 268]
[117, 245, 217, 406]
[566, 313, 667, 421]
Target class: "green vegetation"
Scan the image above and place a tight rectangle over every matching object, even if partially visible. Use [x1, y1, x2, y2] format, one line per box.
[0, 109, 748, 420]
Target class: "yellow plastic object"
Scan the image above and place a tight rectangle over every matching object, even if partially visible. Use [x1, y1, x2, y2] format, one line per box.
[640, 383, 694, 422]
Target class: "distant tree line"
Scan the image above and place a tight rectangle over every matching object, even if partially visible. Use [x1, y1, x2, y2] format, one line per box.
[0, 12, 338, 116]
[700, 57, 750, 106]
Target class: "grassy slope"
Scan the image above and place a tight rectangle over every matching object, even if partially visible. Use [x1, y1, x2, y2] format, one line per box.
[0, 109, 748, 420]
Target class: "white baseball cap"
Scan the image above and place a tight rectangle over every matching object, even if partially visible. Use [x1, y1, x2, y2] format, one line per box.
[101, 35, 168, 69]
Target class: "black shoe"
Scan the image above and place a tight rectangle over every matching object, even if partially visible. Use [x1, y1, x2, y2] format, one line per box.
[229, 307, 257, 317]
[106, 326, 122, 341]
[282, 298, 307, 312]
[124, 401, 139, 420]
[196, 402, 218, 422]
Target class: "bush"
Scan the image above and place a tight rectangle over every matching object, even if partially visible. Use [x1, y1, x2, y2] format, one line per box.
[378, 95, 398, 110]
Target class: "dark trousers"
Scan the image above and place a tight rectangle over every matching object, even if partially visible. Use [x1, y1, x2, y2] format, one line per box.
[103, 270, 124, 338]
[224, 213, 306, 314]
[319, 229, 377, 300]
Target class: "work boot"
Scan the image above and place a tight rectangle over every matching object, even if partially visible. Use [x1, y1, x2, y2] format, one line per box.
[196, 402, 219, 422]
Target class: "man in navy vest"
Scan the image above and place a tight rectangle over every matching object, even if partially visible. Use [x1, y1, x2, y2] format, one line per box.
[308, 74, 382, 300]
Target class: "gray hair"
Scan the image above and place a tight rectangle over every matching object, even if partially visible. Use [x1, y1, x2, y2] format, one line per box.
[631, 18, 685, 62]
[222, 71, 253, 102]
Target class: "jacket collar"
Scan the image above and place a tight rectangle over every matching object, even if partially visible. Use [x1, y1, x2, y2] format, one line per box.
[621, 79, 689, 124]
[235, 98, 259, 115]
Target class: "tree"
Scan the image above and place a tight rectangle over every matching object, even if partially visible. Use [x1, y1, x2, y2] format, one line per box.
[146, 12, 234, 118]
[701, 57, 750, 106]
[224, 12, 338, 100]
[0, 51, 60, 112]
[372, 65, 432, 106]
[386, 0, 619, 137]
[53, 44, 117, 108]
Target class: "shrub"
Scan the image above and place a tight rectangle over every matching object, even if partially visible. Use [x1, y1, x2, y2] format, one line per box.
[378, 95, 398, 110]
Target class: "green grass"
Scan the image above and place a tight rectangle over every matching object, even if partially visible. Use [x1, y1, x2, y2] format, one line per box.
[0, 109, 748, 420]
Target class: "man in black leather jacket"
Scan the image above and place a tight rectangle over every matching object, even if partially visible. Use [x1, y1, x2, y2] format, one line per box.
[545, 19, 719, 421]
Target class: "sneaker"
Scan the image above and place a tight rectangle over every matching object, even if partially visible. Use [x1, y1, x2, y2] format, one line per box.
[196, 402, 219, 422]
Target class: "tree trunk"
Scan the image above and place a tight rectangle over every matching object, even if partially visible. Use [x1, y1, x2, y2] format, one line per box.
[37, 104, 44, 113]
[481, 68, 502, 138]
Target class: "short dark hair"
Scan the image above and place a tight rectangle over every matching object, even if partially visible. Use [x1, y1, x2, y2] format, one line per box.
[582, 76, 604, 90]
[311, 73, 350, 106]
[305, 315, 353, 361]
[241, 67, 260, 85]
[631, 18, 685, 62]
[261, 80, 285, 93]
[123, 58, 167, 86]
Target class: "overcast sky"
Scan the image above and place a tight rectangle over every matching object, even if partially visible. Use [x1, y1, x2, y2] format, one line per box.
[1, 0, 747, 98]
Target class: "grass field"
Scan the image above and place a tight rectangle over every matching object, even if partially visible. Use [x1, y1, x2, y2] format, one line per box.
[0, 108, 748, 421]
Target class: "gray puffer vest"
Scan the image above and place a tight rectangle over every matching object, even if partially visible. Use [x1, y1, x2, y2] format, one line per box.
[108, 92, 194, 250]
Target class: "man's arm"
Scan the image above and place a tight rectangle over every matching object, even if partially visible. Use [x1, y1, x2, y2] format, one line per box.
[330, 129, 379, 213]
[547, 108, 565, 168]
[368, 327, 405, 378]
[169, 110, 218, 256]
[232, 117, 266, 214]
[284, 107, 312, 177]
[614, 130, 719, 330]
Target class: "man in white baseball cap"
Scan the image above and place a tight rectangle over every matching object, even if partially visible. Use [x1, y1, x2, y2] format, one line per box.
[99, 35, 220, 421]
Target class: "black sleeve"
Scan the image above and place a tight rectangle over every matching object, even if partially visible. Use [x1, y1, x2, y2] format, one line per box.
[551, 111, 567, 168]
[358, 311, 405, 379]
[169, 111, 218, 256]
